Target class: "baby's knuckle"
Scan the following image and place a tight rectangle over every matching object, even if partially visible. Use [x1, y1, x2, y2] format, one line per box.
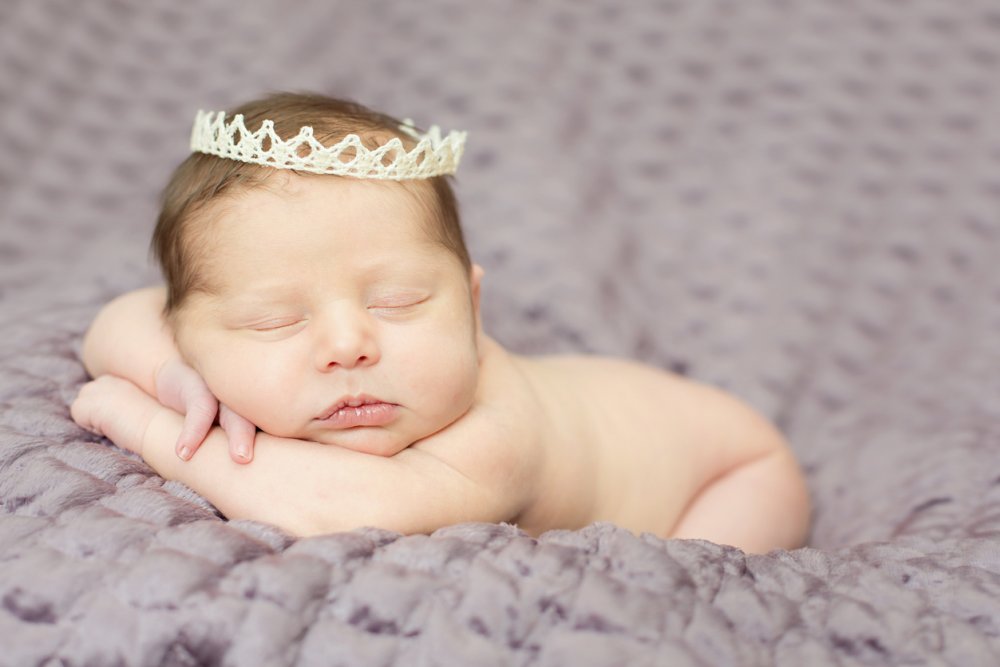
[191, 399, 217, 418]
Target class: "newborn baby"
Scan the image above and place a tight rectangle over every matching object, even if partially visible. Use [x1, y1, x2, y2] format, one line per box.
[72, 92, 810, 553]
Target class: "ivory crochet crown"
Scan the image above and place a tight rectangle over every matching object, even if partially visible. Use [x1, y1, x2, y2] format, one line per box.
[189, 110, 467, 179]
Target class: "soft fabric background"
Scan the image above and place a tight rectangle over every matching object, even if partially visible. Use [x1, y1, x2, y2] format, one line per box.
[2, 1, 999, 665]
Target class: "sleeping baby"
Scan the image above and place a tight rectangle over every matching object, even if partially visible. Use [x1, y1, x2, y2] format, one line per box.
[71, 92, 810, 553]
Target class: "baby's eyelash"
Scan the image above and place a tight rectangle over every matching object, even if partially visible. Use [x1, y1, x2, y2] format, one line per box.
[251, 318, 303, 331]
[369, 302, 417, 310]
[368, 295, 429, 309]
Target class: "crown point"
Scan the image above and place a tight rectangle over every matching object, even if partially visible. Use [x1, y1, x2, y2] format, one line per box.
[189, 110, 466, 179]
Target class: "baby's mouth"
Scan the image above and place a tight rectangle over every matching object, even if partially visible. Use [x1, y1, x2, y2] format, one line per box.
[316, 395, 399, 428]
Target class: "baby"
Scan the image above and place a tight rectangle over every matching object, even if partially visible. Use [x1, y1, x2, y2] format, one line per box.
[72, 93, 810, 553]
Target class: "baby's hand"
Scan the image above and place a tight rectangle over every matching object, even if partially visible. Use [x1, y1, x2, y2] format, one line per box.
[154, 357, 257, 464]
[71, 376, 160, 455]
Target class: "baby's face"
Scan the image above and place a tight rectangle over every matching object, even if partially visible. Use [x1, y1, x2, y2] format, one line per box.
[173, 173, 483, 456]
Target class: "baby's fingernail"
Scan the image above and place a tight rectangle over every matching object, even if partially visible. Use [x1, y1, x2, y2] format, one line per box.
[237, 446, 250, 461]
[178, 446, 192, 460]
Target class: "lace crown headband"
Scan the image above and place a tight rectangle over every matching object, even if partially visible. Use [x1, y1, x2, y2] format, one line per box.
[189, 110, 467, 179]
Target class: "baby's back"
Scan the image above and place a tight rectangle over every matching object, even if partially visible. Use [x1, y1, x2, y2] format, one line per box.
[512, 352, 712, 535]
[414, 336, 792, 540]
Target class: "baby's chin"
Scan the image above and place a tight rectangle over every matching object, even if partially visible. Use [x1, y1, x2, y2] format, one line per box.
[296, 424, 415, 457]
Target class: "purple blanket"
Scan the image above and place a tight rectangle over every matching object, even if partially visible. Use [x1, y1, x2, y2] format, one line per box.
[3, 0, 1000, 664]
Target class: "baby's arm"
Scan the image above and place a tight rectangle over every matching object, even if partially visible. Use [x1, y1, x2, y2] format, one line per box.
[81, 287, 256, 462]
[72, 376, 509, 536]
[81, 286, 178, 395]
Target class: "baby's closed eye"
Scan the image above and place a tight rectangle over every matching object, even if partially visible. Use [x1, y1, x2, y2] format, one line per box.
[223, 305, 306, 332]
[366, 291, 430, 312]
[246, 317, 308, 336]
[252, 318, 304, 330]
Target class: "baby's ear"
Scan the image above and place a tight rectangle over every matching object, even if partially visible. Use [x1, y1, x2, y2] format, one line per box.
[470, 263, 484, 311]
[470, 263, 485, 353]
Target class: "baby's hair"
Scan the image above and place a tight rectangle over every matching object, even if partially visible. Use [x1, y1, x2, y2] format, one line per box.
[152, 92, 469, 315]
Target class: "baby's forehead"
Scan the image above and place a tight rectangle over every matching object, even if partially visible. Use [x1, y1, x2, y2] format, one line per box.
[226, 171, 438, 229]
[183, 170, 461, 289]
[206, 256, 465, 312]
[195, 173, 429, 236]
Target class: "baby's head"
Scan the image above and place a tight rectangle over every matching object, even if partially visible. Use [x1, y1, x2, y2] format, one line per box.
[152, 92, 483, 456]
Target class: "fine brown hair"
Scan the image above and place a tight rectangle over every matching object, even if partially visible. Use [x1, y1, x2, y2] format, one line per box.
[152, 92, 469, 315]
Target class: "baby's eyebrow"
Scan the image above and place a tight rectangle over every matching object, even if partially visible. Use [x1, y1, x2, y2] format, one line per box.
[363, 259, 442, 285]
[213, 258, 443, 306]
[215, 289, 298, 310]
[359, 258, 435, 279]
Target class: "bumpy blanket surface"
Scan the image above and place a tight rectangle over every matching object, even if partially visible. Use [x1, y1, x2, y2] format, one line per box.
[2, 1, 1000, 664]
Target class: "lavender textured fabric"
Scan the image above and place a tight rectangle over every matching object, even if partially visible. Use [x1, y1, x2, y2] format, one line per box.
[2, 1, 1000, 665]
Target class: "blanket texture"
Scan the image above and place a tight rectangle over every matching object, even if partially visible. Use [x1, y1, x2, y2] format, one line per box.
[2, 0, 1000, 664]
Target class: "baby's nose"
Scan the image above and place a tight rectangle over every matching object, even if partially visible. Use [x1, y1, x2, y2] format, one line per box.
[313, 307, 380, 371]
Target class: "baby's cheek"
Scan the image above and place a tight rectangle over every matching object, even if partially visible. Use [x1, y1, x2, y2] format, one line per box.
[202, 347, 292, 430]
[423, 341, 479, 413]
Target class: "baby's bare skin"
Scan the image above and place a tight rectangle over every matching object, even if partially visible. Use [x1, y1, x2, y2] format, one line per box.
[401, 333, 809, 548]
[75, 173, 809, 552]
[78, 290, 809, 551]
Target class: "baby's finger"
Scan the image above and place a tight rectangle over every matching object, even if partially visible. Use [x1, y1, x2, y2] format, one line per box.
[219, 403, 256, 464]
[70, 386, 104, 437]
[175, 398, 218, 460]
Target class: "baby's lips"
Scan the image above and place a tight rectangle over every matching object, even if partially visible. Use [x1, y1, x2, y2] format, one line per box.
[316, 402, 399, 429]
[316, 393, 392, 421]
